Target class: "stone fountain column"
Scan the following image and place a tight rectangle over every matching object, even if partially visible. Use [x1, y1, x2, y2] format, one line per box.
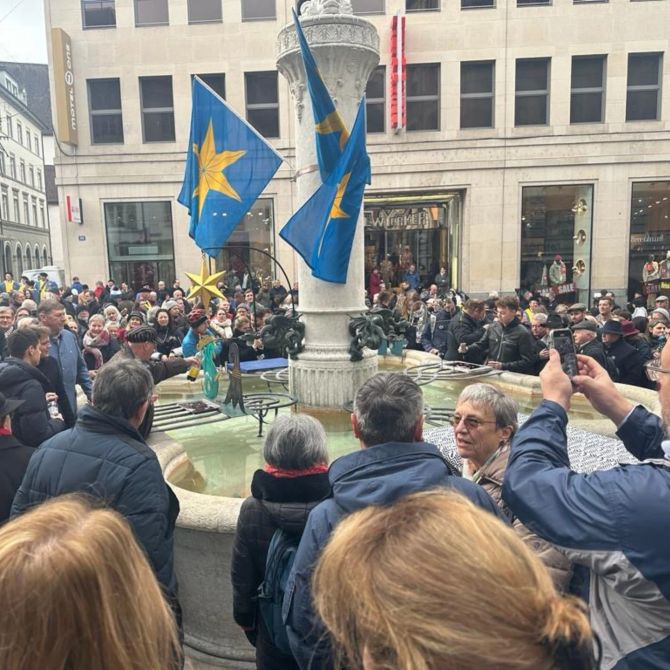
[277, 0, 380, 408]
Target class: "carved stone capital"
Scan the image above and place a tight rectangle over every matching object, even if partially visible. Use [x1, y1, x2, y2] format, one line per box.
[277, 15, 380, 105]
[300, 0, 354, 16]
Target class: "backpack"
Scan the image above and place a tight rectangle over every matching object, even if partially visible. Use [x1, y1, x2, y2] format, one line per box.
[256, 528, 299, 654]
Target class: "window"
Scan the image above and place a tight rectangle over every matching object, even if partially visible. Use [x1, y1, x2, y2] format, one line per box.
[9, 154, 15, 179]
[188, 0, 222, 22]
[570, 55, 605, 124]
[12, 190, 19, 222]
[626, 53, 662, 121]
[29, 166, 34, 187]
[462, 0, 494, 8]
[31, 197, 38, 227]
[40, 200, 46, 228]
[628, 181, 670, 297]
[406, 63, 440, 131]
[81, 0, 116, 28]
[6, 115, 12, 138]
[521, 184, 594, 305]
[0, 152, 4, 176]
[35, 140, 39, 157]
[26, 129, 31, 152]
[16, 122, 22, 145]
[518, 0, 550, 5]
[36, 169, 42, 190]
[460, 60, 495, 128]
[23, 194, 30, 225]
[407, 0, 439, 10]
[194, 73, 226, 99]
[134, 0, 169, 25]
[515, 58, 550, 126]
[366, 66, 385, 133]
[245, 71, 279, 138]
[88, 78, 124, 143]
[19, 160, 25, 184]
[1, 186, 8, 220]
[104, 201, 175, 290]
[139, 76, 175, 142]
[241, 0, 275, 21]
[351, 0, 385, 14]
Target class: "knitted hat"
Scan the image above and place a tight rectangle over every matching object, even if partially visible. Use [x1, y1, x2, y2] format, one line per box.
[162, 299, 178, 311]
[126, 325, 157, 344]
[127, 311, 145, 323]
[187, 309, 208, 329]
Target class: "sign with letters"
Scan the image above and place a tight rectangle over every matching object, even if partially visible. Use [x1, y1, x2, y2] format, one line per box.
[51, 28, 78, 146]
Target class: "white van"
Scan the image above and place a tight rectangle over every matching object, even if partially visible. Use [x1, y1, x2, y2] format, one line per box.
[21, 266, 65, 289]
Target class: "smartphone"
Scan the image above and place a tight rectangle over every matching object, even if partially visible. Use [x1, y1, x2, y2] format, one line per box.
[549, 328, 578, 378]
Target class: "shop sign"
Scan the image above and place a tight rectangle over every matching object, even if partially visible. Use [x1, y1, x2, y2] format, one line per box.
[51, 28, 78, 146]
[365, 207, 437, 230]
[539, 282, 576, 298]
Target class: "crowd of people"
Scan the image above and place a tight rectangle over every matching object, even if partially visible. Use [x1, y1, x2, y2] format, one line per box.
[0, 267, 668, 668]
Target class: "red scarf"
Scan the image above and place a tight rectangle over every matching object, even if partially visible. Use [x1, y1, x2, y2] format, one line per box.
[264, 463, 328, 478]
[0, 427, 12, 436]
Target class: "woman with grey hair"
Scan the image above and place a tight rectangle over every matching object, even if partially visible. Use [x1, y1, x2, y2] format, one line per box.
[453, 383, 572, 590]
[231, 414, 330, 670]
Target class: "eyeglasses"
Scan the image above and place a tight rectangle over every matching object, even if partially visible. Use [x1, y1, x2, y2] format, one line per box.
[451, 415, 498, 431]
[644, 360, 670, 382]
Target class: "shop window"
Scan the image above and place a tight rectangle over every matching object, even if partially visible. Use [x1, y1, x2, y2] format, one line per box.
[571, 55, 606, 124]
[140, 76, 175, 142]
[629, 181, 670, 301]
[88, 78, 124, 144]
[241, 0, 275, 21]
[134, 0, 169, 26]
[460, 60, 495, 129]
[351, 0, 385, 13]
[366, 66, 386, 133]
[104, 201, 175, 290]
[194, 73, 226, 99]
[626, 53, 662, 121]
[188, 0, 222, 23]
[515, 58, 550, 126]
[214, 198, 276, 286]
[81, 0, 116, 28]
[520, 184, 593, 306]
[245, 71, 279, 138]
[407, 0, 439, 9]
[406, 63, 440, 131]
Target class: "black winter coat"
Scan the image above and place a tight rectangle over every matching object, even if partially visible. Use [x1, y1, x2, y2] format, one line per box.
[0, 358, 66, 447]
[444, 311, 486, 362]
[0, 433, 34, 524]
[37, 356, 76, 427]
[605, 338, 648, 388]
[577, 338, 611, 373]
[466, 318, 536, 373]
[231, 469, 330, 670]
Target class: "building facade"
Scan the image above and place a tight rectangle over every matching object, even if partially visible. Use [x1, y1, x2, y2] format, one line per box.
[45, 0, 670, 305]
[0, 68, 51, 279]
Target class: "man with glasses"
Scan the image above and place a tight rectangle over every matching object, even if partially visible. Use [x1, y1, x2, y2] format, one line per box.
[503, 348, 670, 669]
[284, 372, 503, 670]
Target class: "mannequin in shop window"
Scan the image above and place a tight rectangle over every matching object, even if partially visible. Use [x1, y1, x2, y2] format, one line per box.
[643, 255, 660, 282]
[548, 255, 566, 286]
[658, 252, 670, 280]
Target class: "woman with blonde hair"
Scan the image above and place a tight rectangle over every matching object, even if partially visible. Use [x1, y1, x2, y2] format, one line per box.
[313, 490, 597, 670]
[0, 495, 180, 670]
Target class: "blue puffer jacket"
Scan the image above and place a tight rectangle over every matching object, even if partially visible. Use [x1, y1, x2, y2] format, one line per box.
[11, 405, 180, 603]
[182, 327, 223, 359]
[503, 401, 670, 670]
[284, 441, 505, 670]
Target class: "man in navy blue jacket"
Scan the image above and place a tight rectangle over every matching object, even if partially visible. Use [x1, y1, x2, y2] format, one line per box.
[284, 372, 504, 670]
[11, 358, 180, 621]
[503, 348, 670, 670]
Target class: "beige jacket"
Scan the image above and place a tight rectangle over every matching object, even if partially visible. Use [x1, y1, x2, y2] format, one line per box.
[474, 445, 573, 591]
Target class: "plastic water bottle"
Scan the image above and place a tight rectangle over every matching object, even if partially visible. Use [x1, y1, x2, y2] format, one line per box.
[47, 400, 59, 419]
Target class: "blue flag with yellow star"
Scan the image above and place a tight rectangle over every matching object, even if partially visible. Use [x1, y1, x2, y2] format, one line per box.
[293, 9, 349, 181]
[178, 77, 283, 255]
[280, 99, 370, 284]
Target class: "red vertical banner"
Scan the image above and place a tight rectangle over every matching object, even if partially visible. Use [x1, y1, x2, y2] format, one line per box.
[390, 13, 406, 131]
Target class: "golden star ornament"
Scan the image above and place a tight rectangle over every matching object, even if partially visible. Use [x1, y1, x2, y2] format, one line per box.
[186, 257, 226, 310]
[192, 120, 246, 217]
